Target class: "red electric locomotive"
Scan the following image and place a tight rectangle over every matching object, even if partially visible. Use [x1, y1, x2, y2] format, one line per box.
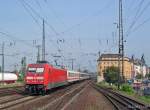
[25, 61, 68, 95]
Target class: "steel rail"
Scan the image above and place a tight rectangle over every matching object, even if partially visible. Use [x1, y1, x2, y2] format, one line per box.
[92, 84, 150, 110]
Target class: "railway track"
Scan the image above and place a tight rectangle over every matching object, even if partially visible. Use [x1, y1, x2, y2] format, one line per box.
[0, 95, 27, 104]
[37, 81, 89, 110]
[92, 84, 150, 110]
[0, 96, 38, 110]
[0, 86, 37, 110]
[0, 81, 89, 110]
[0, 86, 23, 90]
[0, 86, 25, 97]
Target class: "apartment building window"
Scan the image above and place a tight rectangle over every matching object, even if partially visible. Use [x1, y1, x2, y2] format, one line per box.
[104, 66, 106, 70]
[100, 66, 102, 69]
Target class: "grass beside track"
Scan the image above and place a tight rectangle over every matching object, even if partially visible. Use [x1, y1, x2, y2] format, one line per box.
[97, 81, 150, 104]
[0, 82, 24, 89]
[138, 96, 150, 104]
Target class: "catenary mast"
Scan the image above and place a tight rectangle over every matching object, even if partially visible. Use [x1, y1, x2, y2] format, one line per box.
[118, 0, 125, 89]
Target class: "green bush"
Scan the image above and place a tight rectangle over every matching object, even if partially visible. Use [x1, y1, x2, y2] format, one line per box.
[17, 72, 25, 82]
[121, 84, 134, 94]
[103, 66, 119, 84]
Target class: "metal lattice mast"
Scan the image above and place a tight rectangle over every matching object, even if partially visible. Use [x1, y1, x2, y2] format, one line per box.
[36, 45, 41, 62]
[42, 19, 45, 61]
[1, 42, 4, 83]
[118, 0, 124, 88]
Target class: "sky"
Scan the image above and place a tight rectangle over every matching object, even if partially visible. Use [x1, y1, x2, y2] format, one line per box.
[0, 0, 150, 72]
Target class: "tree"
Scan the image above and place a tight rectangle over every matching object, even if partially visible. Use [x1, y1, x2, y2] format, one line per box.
[0, 66, 1, 72]
[145, 73, 150, 79]
[135, 73, 143, 79]
[103, 66, 119, 84]
[18, 57, 27, 82]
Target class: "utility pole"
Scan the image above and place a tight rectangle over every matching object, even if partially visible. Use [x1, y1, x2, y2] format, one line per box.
[21, 57, 26, 78]
[71, 59, 74, 70]
[53, 55, 61, 66]
[69, 58, 75, 70]
[141, 54, 145, 79]
[98, 51, 101, 58]
[54, 59, 58, 66]
[1, 42, 4, 83]
[36, 45, 41, 62]
[118, 0, 124, 89]
[42, 19, 45, 61]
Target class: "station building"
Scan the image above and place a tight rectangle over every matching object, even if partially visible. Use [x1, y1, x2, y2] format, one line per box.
[97, 54, 132, 82]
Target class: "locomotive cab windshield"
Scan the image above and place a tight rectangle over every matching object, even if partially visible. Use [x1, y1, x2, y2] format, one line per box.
[28, 67, 44, 74]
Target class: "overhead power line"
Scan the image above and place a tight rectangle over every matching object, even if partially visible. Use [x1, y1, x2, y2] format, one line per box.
[0, 31, 35, 47]
[129, 16, 150, 35]
[44, 0, 113, 38]
[127, 1, 150, 36]
[18, 0, 62, 54]
[35, 0, 42, 10]
[18, 0, 42, 29]
[20, 0, 59, 36]
[43, 1, 67, 28]
[126, 0, 145, 35]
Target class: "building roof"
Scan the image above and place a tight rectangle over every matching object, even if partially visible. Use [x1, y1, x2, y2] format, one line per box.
[97, 54, 118, 61]
[97, 53, 130, 61]
[134, 58, 147, 66]
[100, 54, 119, 58]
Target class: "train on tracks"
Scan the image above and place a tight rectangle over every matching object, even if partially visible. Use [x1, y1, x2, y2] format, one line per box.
[25, 61, 90, 95]
[0, 72, 18, 84]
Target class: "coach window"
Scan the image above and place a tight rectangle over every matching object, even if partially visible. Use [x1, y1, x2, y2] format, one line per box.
[69, 72, 72, 77]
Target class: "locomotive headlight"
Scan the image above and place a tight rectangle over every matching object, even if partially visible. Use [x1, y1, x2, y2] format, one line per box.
[26, 77, 33, 80]
[36, 77, 44, 80]
[36, 77, 44, 81]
